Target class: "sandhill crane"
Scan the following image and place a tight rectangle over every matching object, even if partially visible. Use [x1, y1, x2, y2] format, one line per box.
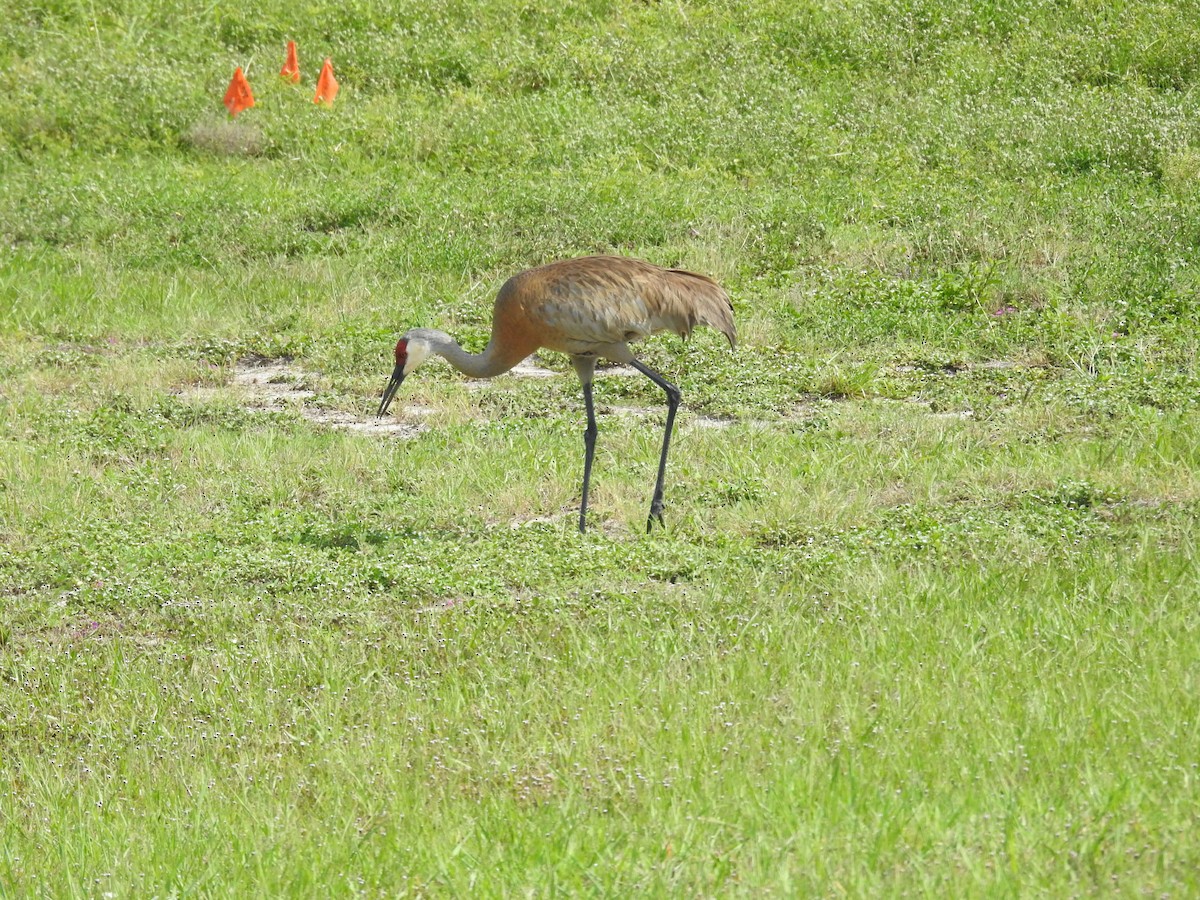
[377, 255, 736, 533]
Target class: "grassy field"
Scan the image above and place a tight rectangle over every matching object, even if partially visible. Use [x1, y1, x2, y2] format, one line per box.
[2, 0, 1200, 894]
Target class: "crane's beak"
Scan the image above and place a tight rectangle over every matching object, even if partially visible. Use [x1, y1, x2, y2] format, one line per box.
[377, 364, 406, 418]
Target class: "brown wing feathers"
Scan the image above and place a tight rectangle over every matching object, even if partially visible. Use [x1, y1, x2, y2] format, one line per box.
[660, 267, 737, 349]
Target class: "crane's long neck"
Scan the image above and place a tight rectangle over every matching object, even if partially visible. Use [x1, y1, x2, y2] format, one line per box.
[427, 331, 521, 380]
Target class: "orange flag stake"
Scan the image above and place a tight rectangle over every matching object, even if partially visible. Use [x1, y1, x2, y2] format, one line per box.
[314, 58, 339, 106]
[223, 66, 255, 117]
[280, 41, 300, 83]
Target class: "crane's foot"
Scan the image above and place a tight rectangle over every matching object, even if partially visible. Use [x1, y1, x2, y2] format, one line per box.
[646, 505, 665, 533]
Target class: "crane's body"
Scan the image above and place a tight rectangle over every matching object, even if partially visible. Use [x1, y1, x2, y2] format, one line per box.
[378, 255, 735, 532]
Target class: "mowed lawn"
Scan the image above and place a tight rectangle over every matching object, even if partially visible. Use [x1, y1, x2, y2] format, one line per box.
[2, 0, 1199, 894]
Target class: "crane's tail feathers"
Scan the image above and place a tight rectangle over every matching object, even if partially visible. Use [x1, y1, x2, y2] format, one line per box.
[666, 268, 737, 350]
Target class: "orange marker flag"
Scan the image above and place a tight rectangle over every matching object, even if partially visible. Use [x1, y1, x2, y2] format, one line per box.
[223, 66, 255, 117]
[314, 58, 339, 106]
[281, 41, 300, 83]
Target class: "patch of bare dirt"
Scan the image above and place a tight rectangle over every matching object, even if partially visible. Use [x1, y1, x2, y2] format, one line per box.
[690, 414, 737, 429]
[506, 508, 633, 539]
[508, 358, 560, 378]
[464, 354, 568, 389]
[231, 358, 425, 438]
[207, 354, 1000, 442]
[464, 357, 642, 389]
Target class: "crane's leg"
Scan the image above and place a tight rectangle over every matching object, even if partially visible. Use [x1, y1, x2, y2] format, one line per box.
[629, 358, 681, 533]
[573, 356, 599, 534]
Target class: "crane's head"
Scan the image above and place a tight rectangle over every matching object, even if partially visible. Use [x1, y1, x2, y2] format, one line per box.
[376, 330, 436, 417]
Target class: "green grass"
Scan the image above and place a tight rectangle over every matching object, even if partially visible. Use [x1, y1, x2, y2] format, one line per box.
[3, 0, 1200, 894]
